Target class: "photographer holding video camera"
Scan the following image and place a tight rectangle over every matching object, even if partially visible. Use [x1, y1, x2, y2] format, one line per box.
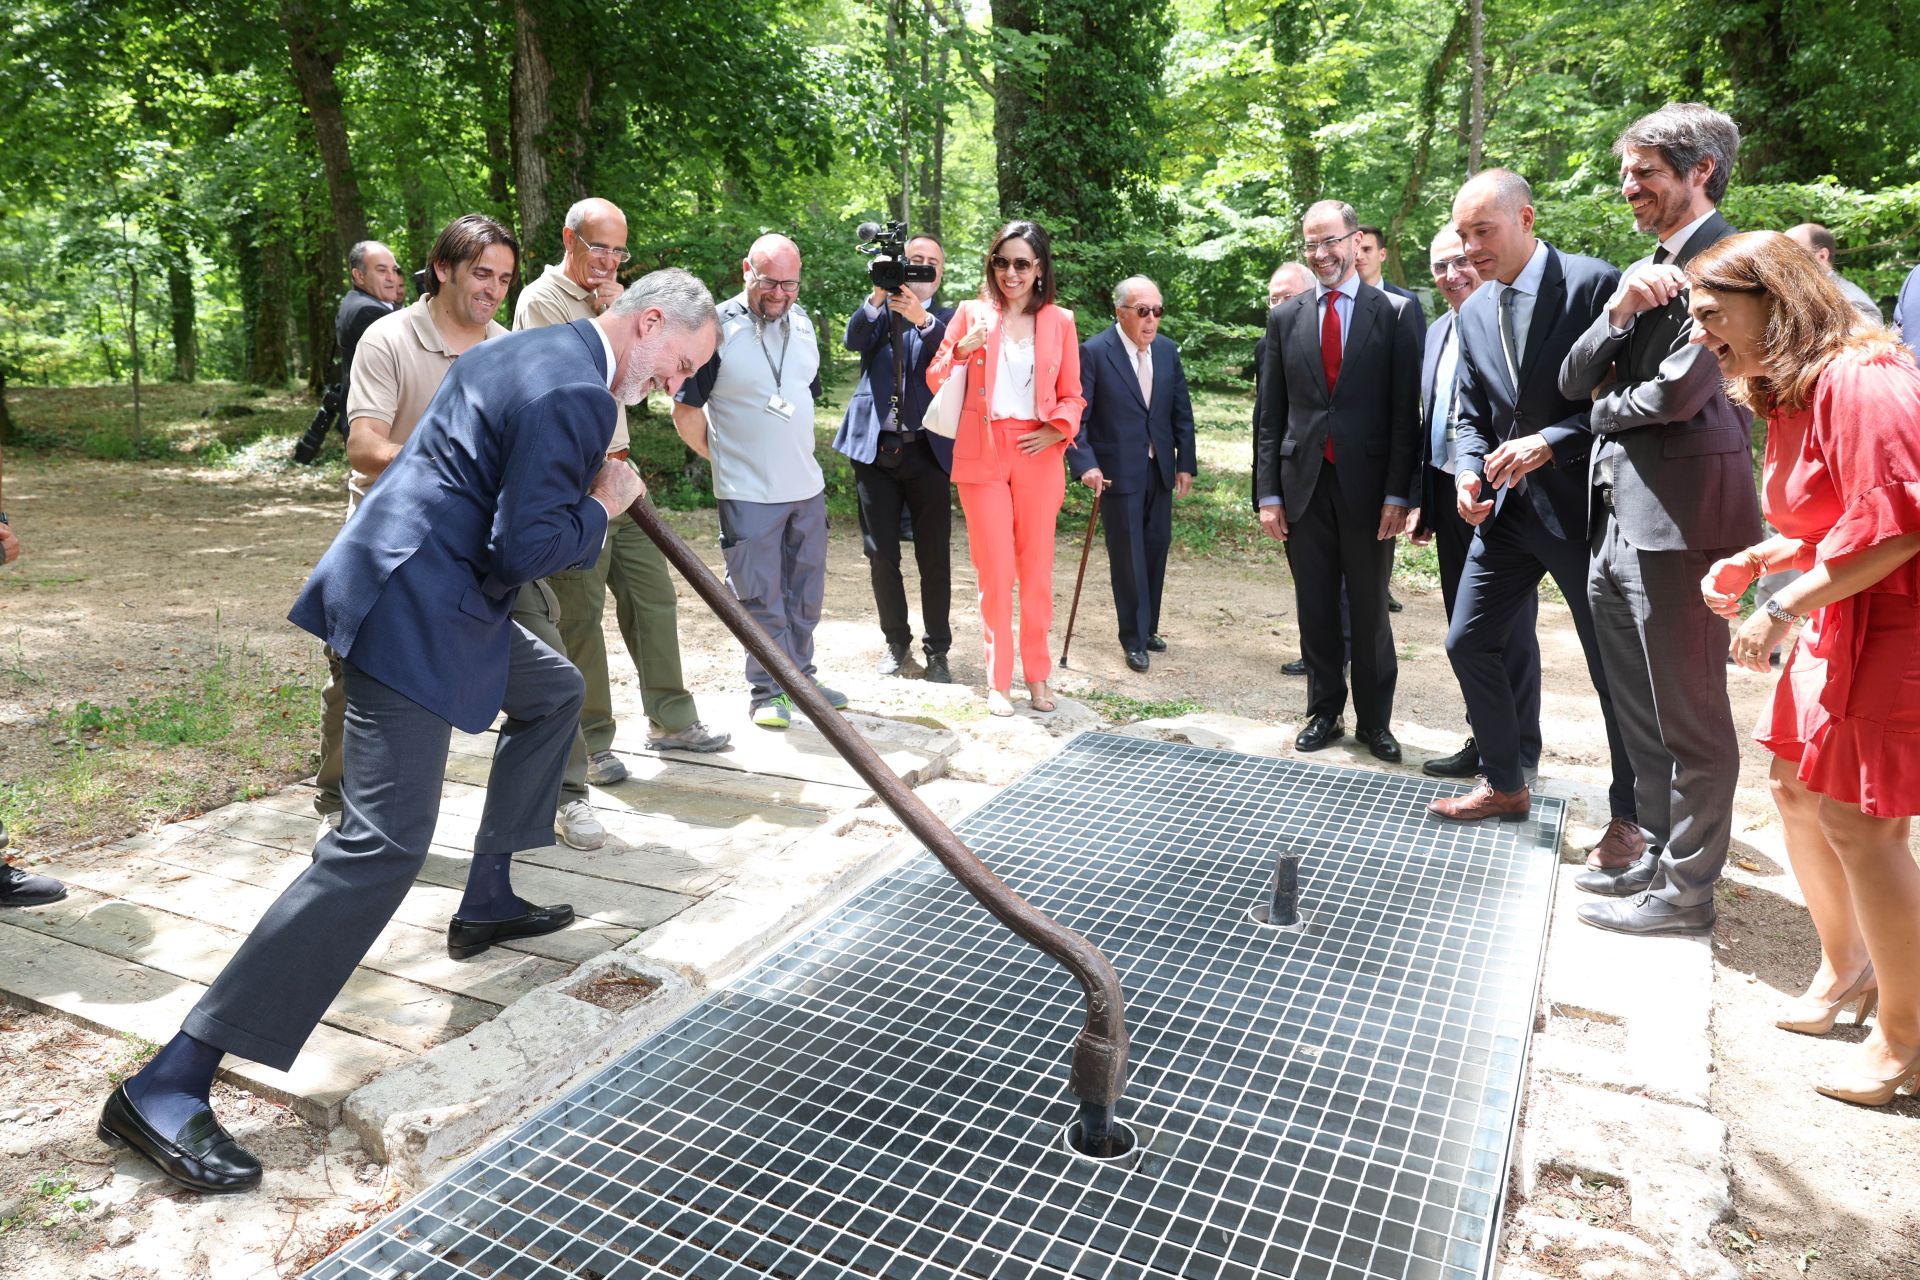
[293, 241, 403, 463]
[831, 223, 955, 682]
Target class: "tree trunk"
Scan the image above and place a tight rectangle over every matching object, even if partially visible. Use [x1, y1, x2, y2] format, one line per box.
[166, 261, 197, 382]
[1385, 5, 1469, 284]
[0, 364, 13, 446]
[511, 0, 593, 276]
[1720, 2, 1818, 180]
[303, 213, 336, 396]
[250, 230, 293, 387]
[280, 1, 369, 253]
[127, 255, 143, 445]
[990, 0, 1035, 216]
[1467, 0, 1486, 172]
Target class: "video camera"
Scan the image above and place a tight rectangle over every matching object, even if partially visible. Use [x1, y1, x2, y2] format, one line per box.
[857, 220, 936, 293]
[292, 382, 347, 465]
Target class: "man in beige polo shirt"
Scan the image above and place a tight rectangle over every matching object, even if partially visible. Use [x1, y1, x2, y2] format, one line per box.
[514, 197, 727, 781]
[312, 213, 610, 853]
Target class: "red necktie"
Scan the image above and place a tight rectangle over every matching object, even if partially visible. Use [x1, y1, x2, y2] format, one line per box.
[1321, 292, 1342, 462]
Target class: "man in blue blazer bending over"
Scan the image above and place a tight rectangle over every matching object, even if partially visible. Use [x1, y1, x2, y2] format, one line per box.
[97, 269, 719, 1195]
[1070, 275, 1197, 672]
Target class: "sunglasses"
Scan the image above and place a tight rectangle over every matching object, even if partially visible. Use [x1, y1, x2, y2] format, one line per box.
[990, 255, 1038, 274]
[1126, 305, 1165, 319]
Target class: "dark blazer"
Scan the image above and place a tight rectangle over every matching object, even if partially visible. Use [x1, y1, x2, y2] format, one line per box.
[1253, 280, 1423, 519]
[1068, 326, 1197, 493]
[1415, 308, 1459, 534]
[334, 287, 392, 408]
[290, 320, 614, 732]
[1557, 211, 1761, 551]
[1452, 243, 1620, 541]
[833, 298, 955, 471]
[1383, 281, 1428, 347]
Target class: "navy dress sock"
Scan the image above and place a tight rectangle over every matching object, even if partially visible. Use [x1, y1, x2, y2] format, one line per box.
[456, 853, 524, 921]
[123, 1033, 223, 1139]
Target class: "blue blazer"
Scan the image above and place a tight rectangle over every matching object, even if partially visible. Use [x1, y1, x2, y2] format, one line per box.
[1068, 326, 1197, 494]
[1383, 280, 1429, 348]
[1452, 243, 1620, 541]
[290, 320, 615, 732]
[832, 299, 955, 471]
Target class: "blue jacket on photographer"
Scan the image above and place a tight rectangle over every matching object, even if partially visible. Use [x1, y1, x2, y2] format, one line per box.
[832, 234, 959, 680]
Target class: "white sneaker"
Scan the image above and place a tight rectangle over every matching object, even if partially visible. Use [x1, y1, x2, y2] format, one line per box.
[555, 799, 606, 850]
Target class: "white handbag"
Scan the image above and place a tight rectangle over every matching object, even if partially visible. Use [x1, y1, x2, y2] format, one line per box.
[926, 363, 967, 439]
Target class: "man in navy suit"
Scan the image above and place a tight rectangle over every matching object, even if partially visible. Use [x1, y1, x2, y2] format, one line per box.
[832, 233, 957, 682]
[1357, 224, 1429, 351]
[1428, 170, 1636, 825]
[97, 270, 720, 1195]
[1071, 275, 1197, 671]
[1412, 223, 1540, 782]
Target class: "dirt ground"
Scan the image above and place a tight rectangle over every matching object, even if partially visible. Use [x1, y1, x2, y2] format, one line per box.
[2, 451, 1916, 1278]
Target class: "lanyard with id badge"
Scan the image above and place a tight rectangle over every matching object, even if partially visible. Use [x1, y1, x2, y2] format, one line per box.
[757, 316, 795, 420]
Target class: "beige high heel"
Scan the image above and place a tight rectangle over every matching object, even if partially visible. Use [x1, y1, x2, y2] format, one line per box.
[1775, 963, 1878, 1036]
[1815, 1047, 1920, 1106]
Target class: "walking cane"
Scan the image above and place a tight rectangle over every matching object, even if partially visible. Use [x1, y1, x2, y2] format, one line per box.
[1059, 485, 1103, 668]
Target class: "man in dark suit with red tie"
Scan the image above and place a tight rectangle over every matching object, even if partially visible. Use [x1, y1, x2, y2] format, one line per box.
[1254, 200, 1424, 761]
[1070, 275, 1197, 672]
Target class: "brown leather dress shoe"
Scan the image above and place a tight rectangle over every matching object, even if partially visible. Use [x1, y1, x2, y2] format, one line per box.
[1427, 782, 1530, 822]
[1586, 817, 1648, 870]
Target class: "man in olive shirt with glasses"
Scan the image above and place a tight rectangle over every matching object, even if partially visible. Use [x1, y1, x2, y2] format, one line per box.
[515, 198, 728, 778]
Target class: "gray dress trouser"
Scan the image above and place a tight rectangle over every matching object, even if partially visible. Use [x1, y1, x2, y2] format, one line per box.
[184, 623, 583, 1070]
[718, 495, 828, 706]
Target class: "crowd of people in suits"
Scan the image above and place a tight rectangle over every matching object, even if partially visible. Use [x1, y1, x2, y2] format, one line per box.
[3, 98, 1917, 1199]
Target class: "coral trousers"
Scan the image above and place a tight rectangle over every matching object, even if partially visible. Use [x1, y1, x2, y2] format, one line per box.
[955, 418, 1066, 691]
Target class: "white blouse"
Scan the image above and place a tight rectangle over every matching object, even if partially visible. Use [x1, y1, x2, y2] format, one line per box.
[990, 333, 1038, 421]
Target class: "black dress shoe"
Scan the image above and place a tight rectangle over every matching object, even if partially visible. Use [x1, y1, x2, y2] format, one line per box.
[1388, 595, 1404, 613]
[1145, 634, 1167, 653]
[1125, 649, 1150, 673]
[923, 653, 952, 684]
[97, 1085, 261, 1194]
[1281, 658, 1308, 677]
[1577, 891, 1714, 937]
[877, 642, 914, 676]
[1295, 715, 1344, 752]
[1, 864, 67, 907]
[447, 902, 575, 959]
[1422, 737, 1481, 779]
[1357, 728, 1401, 763]
[1574, 853, 1658, 898]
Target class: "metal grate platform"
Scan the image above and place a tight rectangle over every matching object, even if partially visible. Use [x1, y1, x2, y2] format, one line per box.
[309, 732, 1563, 1280]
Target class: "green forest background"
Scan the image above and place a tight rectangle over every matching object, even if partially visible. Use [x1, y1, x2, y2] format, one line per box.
[4, 0, 1919, 441]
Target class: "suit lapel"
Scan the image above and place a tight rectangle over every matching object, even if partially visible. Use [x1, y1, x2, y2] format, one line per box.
[1516, 248, 1563, 396]
[1675, 211, 1733, 267]
[1344, 285, 1380, 384]
[1105, 329, 1147, 411]
[1296, 294, 1331, 401]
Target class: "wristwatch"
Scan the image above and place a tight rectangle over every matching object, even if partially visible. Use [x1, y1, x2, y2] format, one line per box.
[1763, 598, 1803, 624]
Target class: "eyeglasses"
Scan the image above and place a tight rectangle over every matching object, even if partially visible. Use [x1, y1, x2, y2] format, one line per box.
[1126, 305, 1165, 319]
[1301, 230, 1358, 255]
[1430, 255, 1474, 275]
[749, 269, 801, 293]
[579, 240, 632, 263]
[990, 255, 1037, 275]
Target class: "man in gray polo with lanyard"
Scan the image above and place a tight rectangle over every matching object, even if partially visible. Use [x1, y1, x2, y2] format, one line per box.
[671, 233, 840, 729]
[515, 197, 728, 774]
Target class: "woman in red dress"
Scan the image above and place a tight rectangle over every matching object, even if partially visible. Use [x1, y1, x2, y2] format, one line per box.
[1690, 231, 1920, 1106]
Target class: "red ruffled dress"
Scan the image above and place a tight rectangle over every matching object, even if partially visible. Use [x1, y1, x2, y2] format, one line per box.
[1755, 350, 1920, 816]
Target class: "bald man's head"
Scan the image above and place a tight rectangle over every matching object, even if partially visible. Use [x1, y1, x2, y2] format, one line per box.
[744, 234, 803, 321]
[561, 197, 629, 293]
[1452, 169, 1538, 285]
[1267, 263, 1313, 308]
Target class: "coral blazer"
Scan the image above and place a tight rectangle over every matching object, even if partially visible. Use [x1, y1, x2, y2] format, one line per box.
[927, 299, 1085, 485]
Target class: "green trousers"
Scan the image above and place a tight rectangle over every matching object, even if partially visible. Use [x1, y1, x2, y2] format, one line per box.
[543, 479, 697, 750]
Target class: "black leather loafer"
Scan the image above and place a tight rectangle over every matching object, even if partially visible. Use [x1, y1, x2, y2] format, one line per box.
[97, 1085, 261, 1194]
[1124, 649, 1150, 673]
[923, 653, 952, 684]
[1281, 658, 1308, 677]
[1358, 728, 1402, 763]
[1422, 737, 1481, 779]
[447, 902, 575, 959]
[1295, 715, 1344, 752]
[1145, 635, 1167, 653]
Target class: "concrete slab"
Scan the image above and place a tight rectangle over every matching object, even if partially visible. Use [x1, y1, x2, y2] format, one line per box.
[603, 705, 959, 790]
[0, 924, 406, 1125]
